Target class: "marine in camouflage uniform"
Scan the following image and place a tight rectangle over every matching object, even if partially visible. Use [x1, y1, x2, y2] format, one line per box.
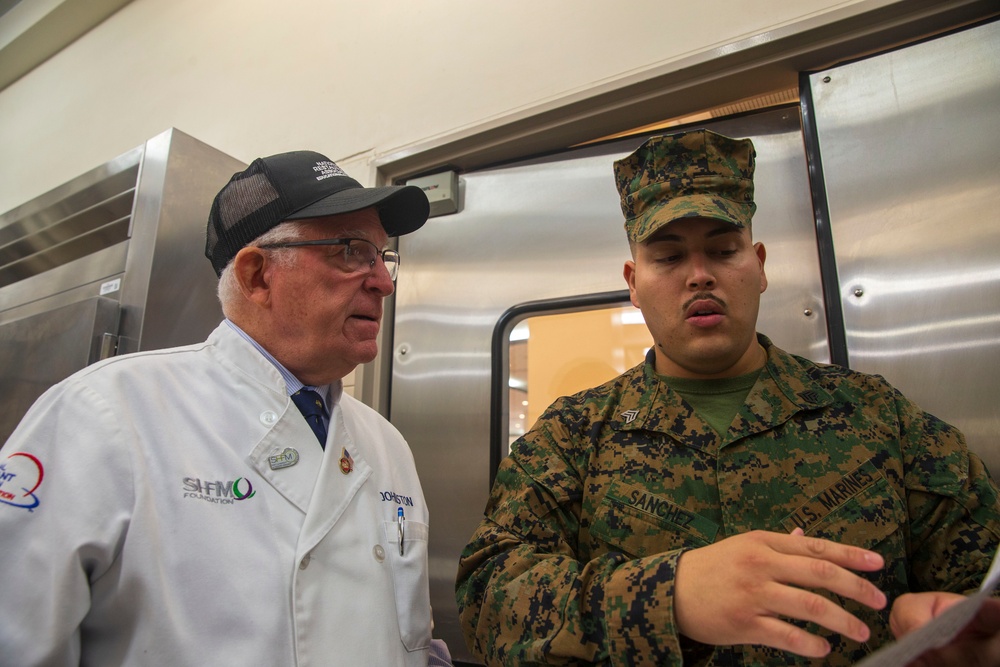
[456, 338, 1000, 665]
[455, 130, 1000, 665]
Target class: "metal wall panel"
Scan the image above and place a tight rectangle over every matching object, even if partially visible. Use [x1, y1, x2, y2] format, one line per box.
[391, 107, 825, 662]
[117, 130, 245, 354]
[807, 20, 1000, 474]
[0, 297, 119, 443]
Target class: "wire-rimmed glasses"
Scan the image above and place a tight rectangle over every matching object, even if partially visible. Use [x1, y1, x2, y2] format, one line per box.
[257, 237, 400, 281]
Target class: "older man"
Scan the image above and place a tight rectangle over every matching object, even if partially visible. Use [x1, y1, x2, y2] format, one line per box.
[456, 130, 1000, 665]
[0, 151, 451, 665]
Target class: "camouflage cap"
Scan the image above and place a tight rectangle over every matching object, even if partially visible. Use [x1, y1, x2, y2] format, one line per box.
[613, 129, 756, 243]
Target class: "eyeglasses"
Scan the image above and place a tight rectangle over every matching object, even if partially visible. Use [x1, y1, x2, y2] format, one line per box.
[257, 237, 400, 281]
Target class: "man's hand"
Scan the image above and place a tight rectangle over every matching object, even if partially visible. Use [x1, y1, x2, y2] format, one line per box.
[891, 593, 1000, 667]
[674, 530, 887, 658]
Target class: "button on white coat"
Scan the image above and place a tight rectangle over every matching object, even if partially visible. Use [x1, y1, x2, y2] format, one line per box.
[373, 545, 385, 562]
[260, 411, 278, 426]
[299, 554, 311, 570]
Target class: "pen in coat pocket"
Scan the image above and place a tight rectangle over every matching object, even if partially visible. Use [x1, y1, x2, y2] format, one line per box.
[397, 506, 405, 556]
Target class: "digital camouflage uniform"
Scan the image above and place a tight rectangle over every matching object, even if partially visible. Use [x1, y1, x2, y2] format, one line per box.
[456, 335, 1000, 666]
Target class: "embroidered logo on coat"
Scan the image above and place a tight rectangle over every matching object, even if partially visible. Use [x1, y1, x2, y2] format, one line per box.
[0, 452, 45, 511]
[182, 477, 256, 504]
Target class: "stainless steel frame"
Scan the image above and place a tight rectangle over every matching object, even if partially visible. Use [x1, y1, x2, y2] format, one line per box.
[0, 129, 245, 443]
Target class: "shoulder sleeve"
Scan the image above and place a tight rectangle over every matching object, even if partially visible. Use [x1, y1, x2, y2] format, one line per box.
[0, 378, 135, 665]
[455, 402, 687, 666]
[890, 383, 1000, 594]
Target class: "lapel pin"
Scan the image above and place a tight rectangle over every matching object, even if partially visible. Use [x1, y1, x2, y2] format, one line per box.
[268, 447, 299, 470]
[339, 447, 354, 475]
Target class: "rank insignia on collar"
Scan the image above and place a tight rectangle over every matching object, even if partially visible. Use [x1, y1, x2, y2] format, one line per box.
[339, 447, 354, 475]
[798, 390, 820, 403]
[269, 448, 299, 470]
[620, 409, 639, 424]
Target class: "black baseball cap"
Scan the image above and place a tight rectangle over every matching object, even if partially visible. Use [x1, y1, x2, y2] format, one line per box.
[205, 150, 430, 276]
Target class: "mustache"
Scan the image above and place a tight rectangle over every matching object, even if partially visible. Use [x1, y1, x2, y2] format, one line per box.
[682, 292, 726, 311]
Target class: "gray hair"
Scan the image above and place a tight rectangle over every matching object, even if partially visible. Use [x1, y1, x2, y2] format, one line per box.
[217, 221, 306, 314]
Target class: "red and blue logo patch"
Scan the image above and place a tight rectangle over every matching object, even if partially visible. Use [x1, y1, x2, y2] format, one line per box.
[0, 452, 44, 511]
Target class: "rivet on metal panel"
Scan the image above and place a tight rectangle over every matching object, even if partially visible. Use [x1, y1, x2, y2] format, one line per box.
[823, 76, 832, 83]
[803, 309, 813, 317]
[854, 288, 865, 298]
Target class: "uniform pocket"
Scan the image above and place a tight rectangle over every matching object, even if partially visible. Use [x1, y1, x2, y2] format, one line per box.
[590, 480, 719, 558]
[382, 519, 432, 651]
[781, 460, 905, 550]
[785, 465, 907, 607]
[778, 460, 907, 658]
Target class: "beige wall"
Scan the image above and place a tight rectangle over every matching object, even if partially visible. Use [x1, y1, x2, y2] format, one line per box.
[0, 0, 916, 213]
[1, 0, 990, 402]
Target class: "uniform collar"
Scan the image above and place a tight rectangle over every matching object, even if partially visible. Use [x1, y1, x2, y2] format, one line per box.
[613, 335, 834, 449]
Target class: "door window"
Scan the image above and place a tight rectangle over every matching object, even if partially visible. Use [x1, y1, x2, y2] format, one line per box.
[507, 303, 652, 454]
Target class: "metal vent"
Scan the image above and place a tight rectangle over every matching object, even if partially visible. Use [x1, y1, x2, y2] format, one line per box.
[0, 150, 141, 289]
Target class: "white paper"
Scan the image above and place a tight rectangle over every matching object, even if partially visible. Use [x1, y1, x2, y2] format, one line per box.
[853, 550, 1000, 667]
[980, 547, 1000, 593]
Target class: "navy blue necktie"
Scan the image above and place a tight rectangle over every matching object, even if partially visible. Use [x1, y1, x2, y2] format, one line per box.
[291, 389, 328, 448]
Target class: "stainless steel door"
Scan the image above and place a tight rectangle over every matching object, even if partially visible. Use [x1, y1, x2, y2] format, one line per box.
[806, 19, 1000, 474]
[391, 107, 824, 662]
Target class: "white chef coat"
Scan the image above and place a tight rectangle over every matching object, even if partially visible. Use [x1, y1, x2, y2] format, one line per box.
[0, 323, 433, 666]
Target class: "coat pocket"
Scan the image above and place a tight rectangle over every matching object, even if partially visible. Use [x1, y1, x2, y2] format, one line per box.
[382, 519, 432, 651]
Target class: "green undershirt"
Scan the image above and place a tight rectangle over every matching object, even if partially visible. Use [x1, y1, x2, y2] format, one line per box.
[664, 368, 763, 436]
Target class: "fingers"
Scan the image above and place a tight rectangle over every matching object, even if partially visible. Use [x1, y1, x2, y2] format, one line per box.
[904, 599, 1000, 667]
[972, 599, 1000, 634]
[751, 614, 833, 658]
[891, 592, 997, 640]
[890, 592, 950, 638]
[760, 577, 874, 644]
[782, 531, 886, 574]
[696, 575, 873, 657]
[674, 530, 887, 657]
[750, 532, 886, 610]
[778, 550, 887, 612]
[772, 534, 889, 632]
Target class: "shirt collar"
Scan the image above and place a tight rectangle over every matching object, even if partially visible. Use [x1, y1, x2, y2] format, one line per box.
[224, 319, 332, 404]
